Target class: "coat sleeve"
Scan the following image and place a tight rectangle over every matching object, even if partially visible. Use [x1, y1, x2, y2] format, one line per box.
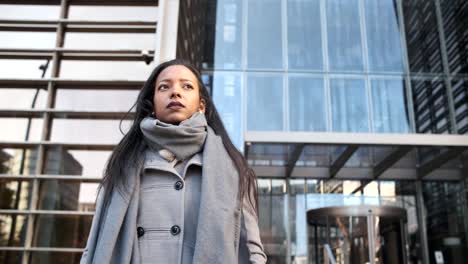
[238, 196, 267, 264]
[80, 187, 105, 264]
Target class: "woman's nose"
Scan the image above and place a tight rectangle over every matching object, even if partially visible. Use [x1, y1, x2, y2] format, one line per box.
[170, 85, 182, 98]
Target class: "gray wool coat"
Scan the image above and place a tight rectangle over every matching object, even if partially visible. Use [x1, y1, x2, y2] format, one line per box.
[80, 128, 267, 263]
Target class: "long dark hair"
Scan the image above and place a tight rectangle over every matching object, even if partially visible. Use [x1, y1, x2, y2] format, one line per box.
[99, 59, 258, 214]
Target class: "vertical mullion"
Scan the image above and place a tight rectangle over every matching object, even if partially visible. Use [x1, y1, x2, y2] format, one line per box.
[22, 1, 69, 263]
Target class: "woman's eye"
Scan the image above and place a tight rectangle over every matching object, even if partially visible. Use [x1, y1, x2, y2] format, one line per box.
[158, 85, 168, 90]
[183, 84, 193, 89]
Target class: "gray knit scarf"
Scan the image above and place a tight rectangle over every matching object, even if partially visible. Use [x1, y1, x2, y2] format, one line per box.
[140, 112, 208, 161]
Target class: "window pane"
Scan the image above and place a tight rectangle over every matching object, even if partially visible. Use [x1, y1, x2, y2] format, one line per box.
[0, 4, 59, 20]
[0, 214, 28, 247]
[0, 59, 53, 79]
[55, 89, 138, 111]
[0, 118, 43, 142]
[412, 78, 451, 134]
[213, 0, 243, 69]
[247, 75, 283, 131]
[212, 72, 243, 147]
[0, 32, 56, 49]
[44, 148, 111, 177]
[32, 214, 92, 248]
[326, 0, 364, 71]
[0, 251, 22, 264]
[331, 78, 369, 132]
[371, 78, 411, 133]
[64, 33, 155, 50]
[59, 61, 154, 80]
[402, 0, 443, 73]
[68, 5, 158, 21]
[30, 252, 82, 264]
[440, 0, 468, 74]
[50, 119, 130, 144]
[0, 179, 30, 210]
[38, 180, 98, 212]
[364, 0, 404, 72]
[287, 0, 323, 70]
[0, 89, 48, 109]
[0, 148, 38, 175]
[288, 77, 326, 131]
[247, 0, 283, 69]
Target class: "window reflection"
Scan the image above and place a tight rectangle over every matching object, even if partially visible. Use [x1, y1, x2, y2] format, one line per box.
[64, 33, 155, 50]
[330, 78, 368, 132]
[38, 180, 98, 212]
[364, 0, 404, 72]
[50, 119, 131, 144]
[0, 214, 28, 247]
[0, 89, 47, 110]
[55, 89, 138, 112]
[247, 75, 283, 131]
[213, 0, 243, 69]
[44, 148, 111, 177]
[402, 0, 443, 73]
[288, 77, 326, 131]
[326, 0, 364, 72]
[0, 4, 59, 20]
[0, 59, 53, 79]
[0, 32, 56, 49]
[212, 72, 243, 147]
[59, 61, 154, 80]
[287, 0, 323, 70]
[247, 0, 283, 69]
[0, 179, 30, 210]
[0, 118, 43, 142]
[68, 5, 158, 21]
[32, 214, 92, 248]
[0, 148, 37, 175]
[371, 79, 410, 133]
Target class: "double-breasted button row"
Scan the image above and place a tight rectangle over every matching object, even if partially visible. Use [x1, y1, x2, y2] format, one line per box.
[136, 225, 181, 237]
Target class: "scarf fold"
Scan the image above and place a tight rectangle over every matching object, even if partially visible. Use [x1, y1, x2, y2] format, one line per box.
[140, 112, 208, 161]
[81, 112, 242, 264]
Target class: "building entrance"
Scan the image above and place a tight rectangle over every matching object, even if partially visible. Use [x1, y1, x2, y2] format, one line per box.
[307, 206, 407, 264]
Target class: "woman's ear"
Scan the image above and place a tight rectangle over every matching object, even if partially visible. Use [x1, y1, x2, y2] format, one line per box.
[199, 99, 206, 113]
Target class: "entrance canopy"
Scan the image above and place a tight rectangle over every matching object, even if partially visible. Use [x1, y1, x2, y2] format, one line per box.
[244, 132, 468, 183]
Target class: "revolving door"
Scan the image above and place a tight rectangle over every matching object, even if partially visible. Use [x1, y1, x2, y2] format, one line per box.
[307, 206, 408, 264]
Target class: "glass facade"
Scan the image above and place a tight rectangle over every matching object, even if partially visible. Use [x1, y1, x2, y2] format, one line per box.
[1, 1, 468, 264]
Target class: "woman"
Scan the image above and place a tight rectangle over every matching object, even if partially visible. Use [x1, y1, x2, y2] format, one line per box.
[80, 59, 267, 264]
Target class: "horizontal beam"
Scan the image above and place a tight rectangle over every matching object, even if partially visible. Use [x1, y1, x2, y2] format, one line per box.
[0, 109, 134, 119]
[0, 247, 84, 253]
[0, 141, 116, 150]
[0, 174, 102, 182]
[0, 209, 94, 216]
[251, 165, 463, 181]
[373, 146, 413, 178]
[0, 0, 158, 5]
[0, 78, 144, 89]
[245, 131, 468, 147]
[0, 52, 155, 61]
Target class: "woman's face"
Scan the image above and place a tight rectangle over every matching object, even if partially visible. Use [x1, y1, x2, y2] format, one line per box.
[153, 65, 205, 125]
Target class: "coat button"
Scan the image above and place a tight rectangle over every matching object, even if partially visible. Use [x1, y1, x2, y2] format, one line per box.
[137, 226, 145, 237]
[170, 225, 181, 236]
[174, 180, 184, 190]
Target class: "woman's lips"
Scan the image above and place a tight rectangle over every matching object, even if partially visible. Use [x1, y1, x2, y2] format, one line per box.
[167, 101, 185, 109]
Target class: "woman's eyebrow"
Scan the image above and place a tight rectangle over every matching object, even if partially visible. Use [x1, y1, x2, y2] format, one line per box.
[158, 78, 193, 83]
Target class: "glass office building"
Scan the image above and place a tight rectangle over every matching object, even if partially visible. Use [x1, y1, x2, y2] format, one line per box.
[1, 0, 468, 264]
